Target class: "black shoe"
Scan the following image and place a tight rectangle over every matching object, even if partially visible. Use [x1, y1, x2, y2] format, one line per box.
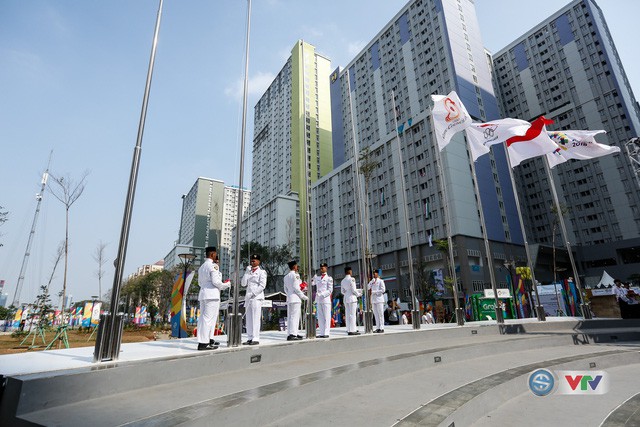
[374, 329, 383, 333]
[197, 343, 217, 351]
[242, 340, 252, 345]
[210, 339, 221, 346]
[287, 335, 296, 341]
[348, 331, 361, 336]
[296, 335, 304, 339]
[317, 335, 328, 338]
[249, 341, 259, 345]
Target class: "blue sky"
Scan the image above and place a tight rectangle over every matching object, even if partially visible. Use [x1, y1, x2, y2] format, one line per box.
[1, 0, 638, 305]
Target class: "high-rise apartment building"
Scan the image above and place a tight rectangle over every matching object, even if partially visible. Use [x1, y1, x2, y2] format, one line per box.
[220, 185, 251, 278]
[166, 178, 250, 278]
[242, 40, 333, 271]
[313, 0, 526, 303]
[491, 0, 640, 283]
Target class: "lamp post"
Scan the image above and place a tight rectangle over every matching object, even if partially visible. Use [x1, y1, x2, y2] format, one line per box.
[177, 253, 196, 338]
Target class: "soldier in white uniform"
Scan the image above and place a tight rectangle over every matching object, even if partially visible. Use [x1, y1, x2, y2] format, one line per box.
[283, 260, 308, 341]
[368, 270, 386, 333]
[241, 254, 267, 345]
[197, 246, 230, 350]
[313, 262, 333, 338]
[341, 266, 362, 335]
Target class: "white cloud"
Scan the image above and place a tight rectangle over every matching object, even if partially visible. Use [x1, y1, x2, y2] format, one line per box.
[224, 71, 276, 100]
[347, 41, 366, 58]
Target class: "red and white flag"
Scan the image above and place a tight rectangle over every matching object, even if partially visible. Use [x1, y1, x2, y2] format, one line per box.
[506, 116, 558, 167]
[431, 91, 472, 151]
[546, 130, 620, 168]
[465, 118, 530, 161]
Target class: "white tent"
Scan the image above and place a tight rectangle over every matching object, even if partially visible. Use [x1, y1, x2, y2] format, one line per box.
[595, 270, 616, 288]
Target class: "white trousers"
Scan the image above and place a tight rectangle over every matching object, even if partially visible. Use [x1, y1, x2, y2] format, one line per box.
[317, 302, 331, 336]
[197, 299, 220, 344]
[245, 299, 262, 341]
[346, 302, 358, 332]
[287, 302, 301, 336]
[372, 302, 385, 330]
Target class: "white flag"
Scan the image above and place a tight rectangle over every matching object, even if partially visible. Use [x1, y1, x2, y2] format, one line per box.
[546, 130, 620, 168]
[506, 116, 559, 168]
[431, 91, 472, 151]
[465, 118, 530, 161]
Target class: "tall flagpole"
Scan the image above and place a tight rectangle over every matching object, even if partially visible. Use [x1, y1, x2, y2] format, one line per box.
[543, 157, 592, 318]
[229, 0, 253, 347]
[346, 71, 373, 334]
[390, 91, 420, 329]
[299, 41, 317, 340]
[95, 0, 164, 362]
[429, 115, 464, 325]
[464, 132, 503, 323]
[503, 147, 546, 321]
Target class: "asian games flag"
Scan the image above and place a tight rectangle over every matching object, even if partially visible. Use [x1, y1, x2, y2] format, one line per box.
[431, 91, 472, 150]
[505, 116, 558, 167]
[465, 118, 530, 161]
[546, 130, 620, 168]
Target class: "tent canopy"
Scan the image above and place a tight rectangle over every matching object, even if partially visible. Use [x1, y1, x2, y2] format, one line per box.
[595, 270, 616, 288]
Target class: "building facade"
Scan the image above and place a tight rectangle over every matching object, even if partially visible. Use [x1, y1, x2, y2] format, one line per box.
[491, 0, 640, 284]
[313, 0, 527, 305]
[167, 178, 250, 279]
[243, 40, 333, 272]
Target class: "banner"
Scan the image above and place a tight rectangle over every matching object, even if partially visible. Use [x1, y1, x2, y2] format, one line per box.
[546, 130, 620, 168]
[431, 91, 471, 150]
[506, 116, 558, 167]
[465, 118, 530, 160]
[90, 302, 102, 327]
[82, 302, 93, 328]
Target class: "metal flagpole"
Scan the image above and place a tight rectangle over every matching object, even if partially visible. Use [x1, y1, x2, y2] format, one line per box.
[464, 131, 504, 323]
[389, 91, 420, 330]
[502, 147, 546, 321]
[346, 71, 373, 334]
[543, 156, 592, 319]
[429, 114, 464, 325]
[229, 0, 253, 347]
[300, 41, 317, 339]
[95, 0, 164, 362]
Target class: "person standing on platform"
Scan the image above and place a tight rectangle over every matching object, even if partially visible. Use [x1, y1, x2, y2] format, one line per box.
[313, 263, 334, 338]
[241, 254, 267, 345]
[197, 247, 230, 351]
[368, 270, 386, 333]
[284, 260, 308, 341]
[341, 266, 362, 336]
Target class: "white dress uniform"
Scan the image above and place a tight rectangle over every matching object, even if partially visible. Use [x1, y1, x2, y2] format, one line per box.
[368, 277, 386, 331]
[241, 265, 267, 342]
[284, 270, 308, 336]
[341, 274, 362, 333]
[313, 273, 334, 336]
[197, 259, 230, 344]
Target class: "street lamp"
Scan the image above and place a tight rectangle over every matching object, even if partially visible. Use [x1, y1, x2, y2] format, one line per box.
[177, 252, 197, 338]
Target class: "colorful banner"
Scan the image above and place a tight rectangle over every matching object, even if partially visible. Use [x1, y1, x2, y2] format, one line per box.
[91, 302, 102, 327]
[82, 302, 93, 327]
[134, 306, 141, 325]
[13, 308, 23, 328]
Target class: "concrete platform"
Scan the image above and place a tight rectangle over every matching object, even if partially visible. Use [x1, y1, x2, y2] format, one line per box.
[1, 317, 639, 426]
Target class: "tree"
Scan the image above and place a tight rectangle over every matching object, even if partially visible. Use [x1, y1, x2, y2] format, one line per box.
[414, 259, 439, 303]
[48, 171, 89, 317]
[239, 241, 292, 293]
[628, 273, 640, 287]
[31, 285, 53, 329]
[0, 205, 7, 247]
[433, 238, 455, 291]
[121, 269, 176, 324]
[92, 241, 108, 300]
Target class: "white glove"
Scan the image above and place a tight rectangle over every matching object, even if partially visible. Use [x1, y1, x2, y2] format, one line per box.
[302, 295, 309, 301]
